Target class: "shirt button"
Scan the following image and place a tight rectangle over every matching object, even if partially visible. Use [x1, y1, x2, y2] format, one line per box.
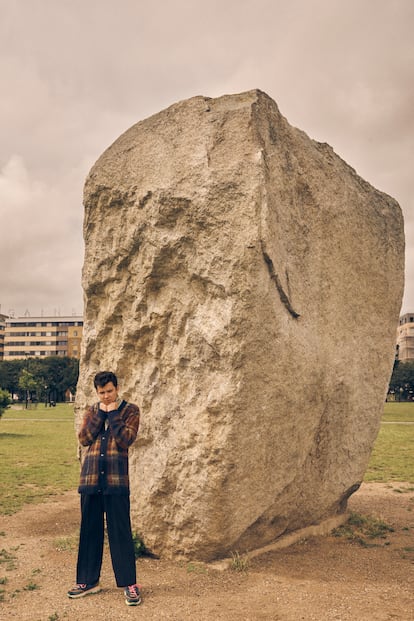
[100, 454, 104, 457]
[101, 471, 104, 474]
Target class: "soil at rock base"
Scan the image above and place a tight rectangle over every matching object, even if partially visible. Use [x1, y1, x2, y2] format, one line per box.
[0, 482, 413, 621]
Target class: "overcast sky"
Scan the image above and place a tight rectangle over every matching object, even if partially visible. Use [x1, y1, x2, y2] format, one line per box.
[0, 0, 413, 319]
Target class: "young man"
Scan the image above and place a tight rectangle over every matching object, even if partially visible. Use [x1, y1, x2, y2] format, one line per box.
[67, 371, 141, 606]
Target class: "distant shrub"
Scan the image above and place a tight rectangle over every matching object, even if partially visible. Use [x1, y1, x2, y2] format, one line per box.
[0, 389, 11, 418]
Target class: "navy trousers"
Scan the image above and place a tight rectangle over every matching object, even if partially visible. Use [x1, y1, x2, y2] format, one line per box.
[76, 493, 136, 587]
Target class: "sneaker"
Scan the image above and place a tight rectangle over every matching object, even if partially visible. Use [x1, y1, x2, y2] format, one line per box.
[124, 584, 142, 606]
[67, 582, 101, 598]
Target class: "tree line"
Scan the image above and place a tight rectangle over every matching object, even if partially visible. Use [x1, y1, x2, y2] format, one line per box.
[0, 357, 79, 407]
[388, 360, 414, 401]
[0, 356, 413, 415]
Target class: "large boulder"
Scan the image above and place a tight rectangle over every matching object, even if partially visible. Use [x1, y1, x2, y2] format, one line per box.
[75, 90, 404, 560]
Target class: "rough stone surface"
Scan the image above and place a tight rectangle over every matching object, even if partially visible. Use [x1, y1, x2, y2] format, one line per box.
[75, 90, 404, 560]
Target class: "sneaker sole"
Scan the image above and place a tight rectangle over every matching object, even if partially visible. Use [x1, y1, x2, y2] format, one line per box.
[125, 591, 142, 606]
[68, 585, 101, 598]
[125, 598, 141, 606]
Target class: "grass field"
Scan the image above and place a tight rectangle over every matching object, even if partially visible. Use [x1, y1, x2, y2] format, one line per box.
[382, 401, 414, 422]
[0, 402, 413, 515]
[365, 401, 414, 483]
[0, 403, 79, 514]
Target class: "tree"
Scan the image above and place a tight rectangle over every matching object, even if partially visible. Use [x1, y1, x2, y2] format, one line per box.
[18, 369, 38, 408]
[0, 360, 25, 398]
[41, 356, 79, 402]
[388, 361, 414, 401]
[0, 357, 79, 403]
[0, 388, 12, 419]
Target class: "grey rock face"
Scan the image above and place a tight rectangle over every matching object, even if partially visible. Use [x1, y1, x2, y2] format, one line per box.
[76, 90, 404, 560]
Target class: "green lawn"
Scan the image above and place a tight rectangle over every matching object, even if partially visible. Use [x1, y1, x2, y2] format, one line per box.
[0, 403, 79, 514]
[5, 402, 74, 420]
[365, 424, 414, 483]
[364, 401, 414, 483]
[382, 401, 414, 422]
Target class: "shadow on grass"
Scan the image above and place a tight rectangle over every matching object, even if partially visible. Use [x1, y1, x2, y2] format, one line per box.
[0, 433, 32, 439]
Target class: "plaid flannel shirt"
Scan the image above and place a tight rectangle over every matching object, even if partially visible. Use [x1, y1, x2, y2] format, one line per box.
[78, 399, 140, 495]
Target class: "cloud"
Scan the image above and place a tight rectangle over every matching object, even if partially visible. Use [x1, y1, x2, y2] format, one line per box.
[0, 0, 412, 317]
[0, 155, 84, 316]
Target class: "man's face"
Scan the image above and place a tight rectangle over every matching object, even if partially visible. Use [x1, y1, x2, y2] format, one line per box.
[96, 381, 118, 405]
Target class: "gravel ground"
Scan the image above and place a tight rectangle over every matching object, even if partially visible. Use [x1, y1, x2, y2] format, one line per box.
[0, 482, 413, 620]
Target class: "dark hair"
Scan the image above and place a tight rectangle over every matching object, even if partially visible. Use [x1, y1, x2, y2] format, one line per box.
[94, 371, 118, 389]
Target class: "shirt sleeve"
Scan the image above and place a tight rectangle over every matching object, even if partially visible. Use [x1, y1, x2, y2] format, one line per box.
[107, 403, 140, 449]
[78, 404, 106, 446]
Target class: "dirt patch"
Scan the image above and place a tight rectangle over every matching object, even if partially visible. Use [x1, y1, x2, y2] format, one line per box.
[0, 482, 413, 620]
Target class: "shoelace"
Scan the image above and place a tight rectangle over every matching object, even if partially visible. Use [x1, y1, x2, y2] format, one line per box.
[127, 584, 140, 597]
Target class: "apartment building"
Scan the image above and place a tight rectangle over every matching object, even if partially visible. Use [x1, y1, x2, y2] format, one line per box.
[66, 324, 82, 358]
[3, 315, 83, 360]
[397, 313, 414, 362]
[0, 313, 7, 360]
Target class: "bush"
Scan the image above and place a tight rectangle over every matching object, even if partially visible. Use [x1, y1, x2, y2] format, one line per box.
[0, 389, 12, 419]
[132, 532, 158, 559]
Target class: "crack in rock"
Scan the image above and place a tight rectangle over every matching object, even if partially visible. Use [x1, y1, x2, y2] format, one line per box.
[261, 248, 300, 319]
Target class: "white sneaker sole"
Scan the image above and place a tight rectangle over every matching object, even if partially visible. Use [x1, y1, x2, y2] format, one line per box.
[68, 585, 101, 598]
